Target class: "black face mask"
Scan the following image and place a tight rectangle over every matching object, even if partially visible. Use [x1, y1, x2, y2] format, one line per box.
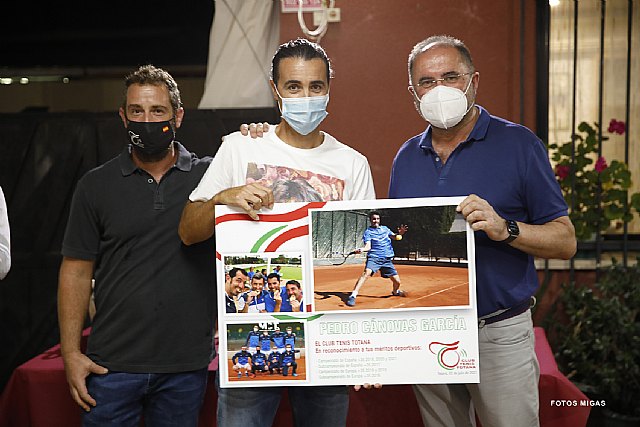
[126, 119, 175, 161]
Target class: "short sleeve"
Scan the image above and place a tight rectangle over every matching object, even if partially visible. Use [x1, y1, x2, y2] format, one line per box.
[189, 134, 236, 202]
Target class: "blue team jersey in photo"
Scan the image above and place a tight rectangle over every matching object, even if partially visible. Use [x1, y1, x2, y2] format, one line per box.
[363, 226, 394, 258]
[272, 332, 286, 349]
[268, 352, 280, 366]
[246, 331, 260, 347]
[243, 290, 267, 312]
[264, 286, 292, 312]
[233, 351, 251, 365]
[252, 352, 267, 366]
[280, 351, 295, 365]
[259, 334, 272, 351]
[285, 333, 296, 349]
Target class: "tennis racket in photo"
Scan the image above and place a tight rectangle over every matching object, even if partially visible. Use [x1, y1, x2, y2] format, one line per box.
[332, 250, 358, 266]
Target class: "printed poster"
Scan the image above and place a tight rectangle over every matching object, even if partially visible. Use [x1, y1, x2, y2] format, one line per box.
[215, 197, 479, 387]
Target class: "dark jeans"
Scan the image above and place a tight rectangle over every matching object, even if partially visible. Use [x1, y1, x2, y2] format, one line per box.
[216, 372, 349, 427]
[282, 361, 298, 376]
[82, 368, 208, 427]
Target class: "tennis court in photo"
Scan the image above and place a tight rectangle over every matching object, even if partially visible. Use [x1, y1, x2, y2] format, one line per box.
[227, 354, 307, 382]
[310, 204, 471, 311]
[313, 263, 469, 311]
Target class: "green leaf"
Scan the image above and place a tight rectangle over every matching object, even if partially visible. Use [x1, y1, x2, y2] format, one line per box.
[630, 193, 640, 211]
[603, 204, 623, 220]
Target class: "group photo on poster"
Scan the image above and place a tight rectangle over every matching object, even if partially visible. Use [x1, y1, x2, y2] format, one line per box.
[222, 253, 307, 314]
[224, 321, 307, 384]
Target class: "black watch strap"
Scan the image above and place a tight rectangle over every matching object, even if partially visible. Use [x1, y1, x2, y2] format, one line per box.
[501, 219, 519, 243]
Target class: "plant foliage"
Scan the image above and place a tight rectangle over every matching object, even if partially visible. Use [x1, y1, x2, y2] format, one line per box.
[551, 260, 640, 416]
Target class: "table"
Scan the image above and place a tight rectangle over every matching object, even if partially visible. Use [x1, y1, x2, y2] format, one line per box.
[0, 328, 590, 427]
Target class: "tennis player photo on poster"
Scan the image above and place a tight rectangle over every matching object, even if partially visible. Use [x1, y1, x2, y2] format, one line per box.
[309, 205, 470, 312]
[215, 196, 479, 388]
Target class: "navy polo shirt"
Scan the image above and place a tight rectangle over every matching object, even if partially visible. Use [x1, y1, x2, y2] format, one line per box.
[62, 142, 216, 372]
[389, 106, 568, 317]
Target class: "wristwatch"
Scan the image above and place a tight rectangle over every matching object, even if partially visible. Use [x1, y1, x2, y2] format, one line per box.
[501, 219, 520, 243]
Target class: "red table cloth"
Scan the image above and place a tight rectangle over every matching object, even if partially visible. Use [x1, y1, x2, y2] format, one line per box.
[0, 327, 590, 427]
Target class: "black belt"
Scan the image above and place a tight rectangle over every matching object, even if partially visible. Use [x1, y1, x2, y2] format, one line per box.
[478, 297, 534, 328]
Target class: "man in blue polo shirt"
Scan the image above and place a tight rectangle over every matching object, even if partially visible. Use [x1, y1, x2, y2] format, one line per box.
[231, 346, 252, 379]
[279, 344, 298, 377]
[258, 329, 273, 353]
[283, 279, 304, 312]
[250, 348, 268, 377]
[390, 35, 576, 427]
[245, 325, 261, 354]
[243, 272, 268, 313]
[264, 272, 291, 312]
[284, 326, 296, 350]
[346, 211, 408, 307]
[271, 326, 286, 353]
[267, 350, 281, 375]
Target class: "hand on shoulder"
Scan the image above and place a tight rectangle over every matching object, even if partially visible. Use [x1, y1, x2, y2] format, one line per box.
[239, 122, 272, 139]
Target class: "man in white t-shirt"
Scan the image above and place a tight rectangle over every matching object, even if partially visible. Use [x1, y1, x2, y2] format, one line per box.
[178, 38, 375, 427]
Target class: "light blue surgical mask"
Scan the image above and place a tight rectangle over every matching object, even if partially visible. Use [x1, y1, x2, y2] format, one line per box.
[276, 89, 329, 135]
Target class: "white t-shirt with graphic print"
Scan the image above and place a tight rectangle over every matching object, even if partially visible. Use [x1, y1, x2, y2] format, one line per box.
[189, 126, 375, 203]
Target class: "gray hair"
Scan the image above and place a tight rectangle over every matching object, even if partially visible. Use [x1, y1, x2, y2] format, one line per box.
[407, 35, 474, 86]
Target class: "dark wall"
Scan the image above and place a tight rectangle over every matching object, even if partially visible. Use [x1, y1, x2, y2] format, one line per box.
[1, 2, 214, 69]
[0, 107, 278, 392]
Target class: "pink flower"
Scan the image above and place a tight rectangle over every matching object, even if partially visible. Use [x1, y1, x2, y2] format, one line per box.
[607, 119, 626, 135]
[555, 164, 570, 180]
[595, 156, 608, 172]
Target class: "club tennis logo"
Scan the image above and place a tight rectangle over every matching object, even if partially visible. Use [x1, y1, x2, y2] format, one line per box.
[429, 340, 477, 372]
[429, 341, 462, 370]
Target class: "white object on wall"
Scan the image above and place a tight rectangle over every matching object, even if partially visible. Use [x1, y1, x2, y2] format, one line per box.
[198, 0, 280, 109]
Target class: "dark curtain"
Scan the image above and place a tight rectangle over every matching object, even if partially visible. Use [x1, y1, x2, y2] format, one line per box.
[0, 108, 279, 392]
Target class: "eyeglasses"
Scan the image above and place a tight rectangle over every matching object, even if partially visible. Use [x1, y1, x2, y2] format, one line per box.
[415, 72, 473, 90]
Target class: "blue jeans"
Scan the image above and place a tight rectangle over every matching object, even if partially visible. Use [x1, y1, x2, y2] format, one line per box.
[82, 368, 208, 427]
[216, 373, 349, 427]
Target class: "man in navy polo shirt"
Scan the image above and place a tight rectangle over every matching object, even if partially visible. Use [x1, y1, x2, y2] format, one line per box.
[279, 344, 298, 377]
[250, 348, 268, 377]
[390, 35, 576, 427]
